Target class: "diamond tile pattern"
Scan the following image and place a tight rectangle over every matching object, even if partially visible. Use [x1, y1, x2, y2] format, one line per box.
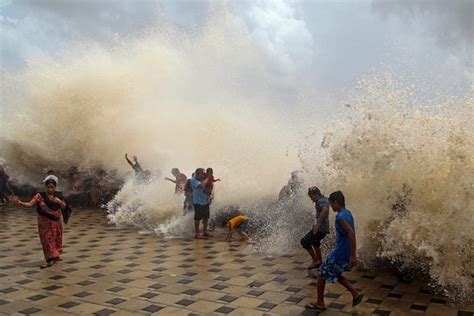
[0, 207, 471, 315]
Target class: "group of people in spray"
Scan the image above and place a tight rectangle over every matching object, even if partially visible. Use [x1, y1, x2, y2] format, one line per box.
[125, 153, 252, 242]
[161, 163, 364, 310]
[163, 166, 251, 243]
[0, 165, 123, 208]
[2, 154, 365, 311]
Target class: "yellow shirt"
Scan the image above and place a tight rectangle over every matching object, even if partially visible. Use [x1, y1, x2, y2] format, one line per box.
[227, 215, 248, 229]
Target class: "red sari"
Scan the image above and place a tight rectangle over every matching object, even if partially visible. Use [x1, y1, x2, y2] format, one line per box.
[35, 193, 63, 260]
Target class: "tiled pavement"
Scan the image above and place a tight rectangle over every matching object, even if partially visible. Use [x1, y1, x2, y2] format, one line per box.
[0, 208, 473, 316]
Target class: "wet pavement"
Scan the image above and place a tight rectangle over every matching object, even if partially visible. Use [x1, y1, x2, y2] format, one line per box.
[0, 207, 472, 316]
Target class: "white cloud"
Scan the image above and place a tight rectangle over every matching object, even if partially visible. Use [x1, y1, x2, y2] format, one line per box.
[233, 0, 314, 76]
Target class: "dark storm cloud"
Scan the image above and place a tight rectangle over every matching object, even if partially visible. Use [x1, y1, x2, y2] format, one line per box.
[0, 0, 210, 70]
[3, 0, 160, 40]
[373, 0, 473, 63]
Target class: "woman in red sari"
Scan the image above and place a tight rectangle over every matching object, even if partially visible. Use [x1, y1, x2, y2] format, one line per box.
[14, 177, 67, 268]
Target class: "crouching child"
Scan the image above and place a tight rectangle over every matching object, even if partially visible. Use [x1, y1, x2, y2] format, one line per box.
[224, 214, 252, 244]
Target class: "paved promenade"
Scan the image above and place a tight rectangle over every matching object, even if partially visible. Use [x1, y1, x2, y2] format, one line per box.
[0, 208, 472, 315]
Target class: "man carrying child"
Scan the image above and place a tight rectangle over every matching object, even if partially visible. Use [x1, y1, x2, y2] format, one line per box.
[191, 168, 213, 239]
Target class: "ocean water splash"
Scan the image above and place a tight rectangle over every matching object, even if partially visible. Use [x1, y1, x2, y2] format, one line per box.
[0, 9, 299, 195]
[0, 6, 472, 304]
[299, 76, 473, 302]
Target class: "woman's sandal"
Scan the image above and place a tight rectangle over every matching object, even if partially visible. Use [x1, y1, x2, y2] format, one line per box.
[304, 302, 326, 311]
[40, 260, 56, 269]
[352, 293, 364, 307]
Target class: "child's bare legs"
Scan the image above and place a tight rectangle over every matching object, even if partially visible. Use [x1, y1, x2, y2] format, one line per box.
[316, 275, 326, 307]
[316, 275, 358, 306]
[306, 247, 318, 263]
[239, 231, 251, 243]
[314, 247, 322, 264]
[337, 275, 359, 299]
[306, 246, 322, 264]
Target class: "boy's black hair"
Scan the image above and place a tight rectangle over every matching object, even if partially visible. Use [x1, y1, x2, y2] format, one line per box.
[328, 191, 345, 207]
[308, 186, 321, 196]
[47, 169, 55, 175]
[206, 167, 213, 173]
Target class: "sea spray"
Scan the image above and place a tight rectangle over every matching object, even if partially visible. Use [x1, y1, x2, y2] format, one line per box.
[299, 76, 473, 302]
[0, 11, 299, 195]
[1, 6, 472, 304]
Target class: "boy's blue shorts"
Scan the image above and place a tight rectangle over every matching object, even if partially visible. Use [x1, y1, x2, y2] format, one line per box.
[235, 220, 248, 232]
[319, 256, 352, 283]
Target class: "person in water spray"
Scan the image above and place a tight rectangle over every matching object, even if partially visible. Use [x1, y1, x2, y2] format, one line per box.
[125, 153, 144, 176]
[0, 165, 14, 204]
[223, 213, 252, 244]
[278, 171, 302, 202]
[183, 173, 194, 215]
[305, 191, 363, 312]
[301, 186, 330, 270]
[203, 168, 220, 203]
[164, 168, 187, 194]
[191, 168, 213, 239]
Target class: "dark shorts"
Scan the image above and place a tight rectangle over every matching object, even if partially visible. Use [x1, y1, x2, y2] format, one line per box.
[235, 220, 249, 233]
[300, 230, 328, 250]
[193, 204, 210, 220]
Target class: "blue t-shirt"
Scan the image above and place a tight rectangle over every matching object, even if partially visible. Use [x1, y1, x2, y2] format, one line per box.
[191, 177, 209, 205]
[330, 209, 355, 263]
[315, 196, 330, 234]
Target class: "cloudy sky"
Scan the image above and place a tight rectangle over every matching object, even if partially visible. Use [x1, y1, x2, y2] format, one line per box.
[0, 0, 472, 95]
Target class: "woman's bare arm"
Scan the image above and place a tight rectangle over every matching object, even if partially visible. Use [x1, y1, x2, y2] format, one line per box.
[14, 196, 38, 208]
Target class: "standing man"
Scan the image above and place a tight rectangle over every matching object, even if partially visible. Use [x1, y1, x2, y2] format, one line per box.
[300, 186, 330, 270]
[191, 168, 212, 239]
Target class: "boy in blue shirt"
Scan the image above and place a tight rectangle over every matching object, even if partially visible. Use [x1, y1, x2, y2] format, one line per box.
[305, 191, 363, 311]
